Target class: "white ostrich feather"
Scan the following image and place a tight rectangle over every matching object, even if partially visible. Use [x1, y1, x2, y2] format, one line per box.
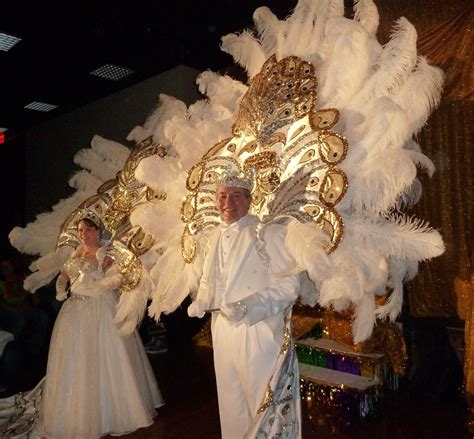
[148, 226, 213, 317]
[23, 268, 60, 293]
[73, 148, 118, 181]
[304, 1, 346, 63]
[404, 139, 435, 177]
[9, 189, 94, 257]
[316, 249, 386, 319]
[353, 0, 379, 35]
[350, 96, 410, 153]
[89, 135, 130, 168]
[395, 178, 423, 210]
[221, 30, 267, 79]
[373, 17, 418, 95]
[352, 293, 377, 343]
[196, 71, 248, 114]
[394, 57, 444, 135]
[349, 148, 417, 214]
[345, 215, 445, 261]
[68, 170, 104, 192]
[374, 258, 417, 320]
[114, 270, 152, 335]
[348, 17, 418, 111]
[253, 6, 285, 60]
[285, 220, 331, 288]
[34, 247, 71, 272]
[134, 155, 182, 191]
[163, 116, 213, 169]
[130, 202, 183, 248]
[127, 94, 187, 145]
[321, 241, 388, 303]
[318, 19, 372, 108]
[24, 248, 71, 293]
[186, 100, 234, 146]
[148, 247, 190, 319]
[284, 0, 321, 58]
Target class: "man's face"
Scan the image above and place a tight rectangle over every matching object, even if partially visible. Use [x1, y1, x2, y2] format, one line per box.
[216, 186, 251, 225]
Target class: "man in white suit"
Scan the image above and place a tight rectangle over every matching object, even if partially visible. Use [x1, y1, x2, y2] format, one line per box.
[188, 171, 301, 438]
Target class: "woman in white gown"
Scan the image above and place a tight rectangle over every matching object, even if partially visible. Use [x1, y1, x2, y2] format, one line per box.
[35, 212, 164, 438]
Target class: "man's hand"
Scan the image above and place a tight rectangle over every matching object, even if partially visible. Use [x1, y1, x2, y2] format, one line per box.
[220, 302, 247, 322]
[187, 300, 206, 318]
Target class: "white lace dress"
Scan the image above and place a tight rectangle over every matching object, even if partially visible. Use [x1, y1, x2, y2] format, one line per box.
[34, 254, 164, 438]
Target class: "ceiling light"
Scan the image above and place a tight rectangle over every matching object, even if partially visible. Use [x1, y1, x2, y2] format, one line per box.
[0, 33, 22, 51]
[24, 102, 58, 112]
[90, 64, 135, 81]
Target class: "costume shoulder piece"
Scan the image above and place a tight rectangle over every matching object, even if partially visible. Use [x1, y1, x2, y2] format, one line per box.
[10, 0, 445, 342]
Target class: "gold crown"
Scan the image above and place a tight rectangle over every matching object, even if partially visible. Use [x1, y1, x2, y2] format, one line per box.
[216, 169, 254, 192]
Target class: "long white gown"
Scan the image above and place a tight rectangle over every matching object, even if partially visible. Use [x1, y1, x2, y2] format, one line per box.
[35, 254, 164, 438]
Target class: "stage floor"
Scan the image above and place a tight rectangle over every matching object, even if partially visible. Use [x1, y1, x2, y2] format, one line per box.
[108, 343, 469, 439]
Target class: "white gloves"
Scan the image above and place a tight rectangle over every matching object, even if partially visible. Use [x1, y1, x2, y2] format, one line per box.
[220, 302, 247, 322]
[187, 301, 206, 318]
[187, 300, 248, 322]
[55, 274, 68, 301]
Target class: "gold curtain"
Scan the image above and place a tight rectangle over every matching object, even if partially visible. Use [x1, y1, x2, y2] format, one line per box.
[376, 0, 474, 411]
[375, 0, 473, 317]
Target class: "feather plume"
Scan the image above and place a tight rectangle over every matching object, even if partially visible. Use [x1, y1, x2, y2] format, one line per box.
[134, 155, 182, 192]
[221, 31, 266, 79]
[34, 248, 71, 272]
[394, 57, 444, 134]
[353, 0, 379, 35]
[375, 258, 417, 320]
[148, 247, 192, 319]
[23, 268, 59, 293]
[73, 149, 118, 181]
[345, 215, 445, 261]
[89, 135, 130, 168]
[405, 139, 435, 177]
[130, 203, 183, 248]
[352, 293, 376, 343]
[284, 0, 320, 58]
[253, 6, 284, 59]
[285, 220, 331, 287]
[197, 72, 248, 113]
[68, 170, 104, 192]
[114, 271, 152, 335]
[318, 19, 371, 108]
[348, 17, 418, 110]
[127, 94, 187, 145]
[9, 189, 93, 256]
[395, 178, 423, 210]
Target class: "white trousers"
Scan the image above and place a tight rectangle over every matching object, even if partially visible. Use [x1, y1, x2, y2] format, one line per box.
[212, 313, 284, 439]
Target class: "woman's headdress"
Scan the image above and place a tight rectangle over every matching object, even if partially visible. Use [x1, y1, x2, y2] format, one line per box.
[77, 209, 101, 228]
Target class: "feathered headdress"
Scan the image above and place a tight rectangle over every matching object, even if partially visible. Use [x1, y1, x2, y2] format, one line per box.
[9, 0, 445, 343]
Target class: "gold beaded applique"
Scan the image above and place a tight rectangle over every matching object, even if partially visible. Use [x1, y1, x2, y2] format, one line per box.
[181, 56, 348, 263]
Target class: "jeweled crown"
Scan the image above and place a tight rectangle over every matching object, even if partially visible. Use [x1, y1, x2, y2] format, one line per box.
[77, 209, 101, 228]
[216, 169, 254, 192]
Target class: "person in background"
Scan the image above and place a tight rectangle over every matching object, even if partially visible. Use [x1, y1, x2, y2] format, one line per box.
[0, 258, 49, 394]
